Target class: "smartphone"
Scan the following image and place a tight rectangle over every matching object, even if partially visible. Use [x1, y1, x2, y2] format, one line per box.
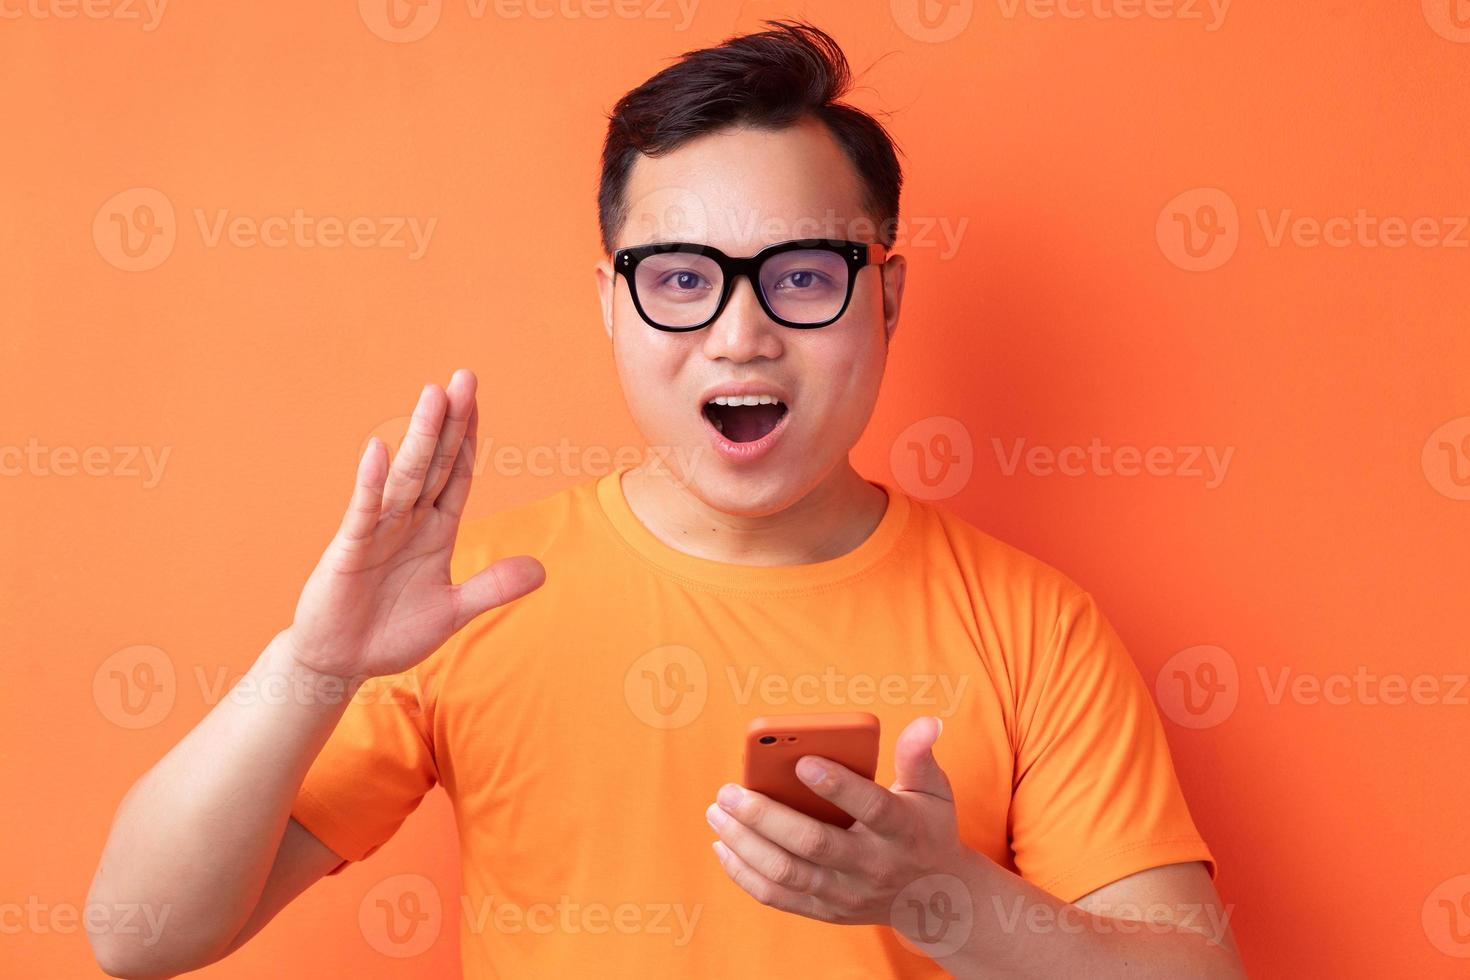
[742, 712, 880, 829]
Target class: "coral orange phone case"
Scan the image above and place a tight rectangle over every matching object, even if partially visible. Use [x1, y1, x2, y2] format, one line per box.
[742, 712, 881, 829]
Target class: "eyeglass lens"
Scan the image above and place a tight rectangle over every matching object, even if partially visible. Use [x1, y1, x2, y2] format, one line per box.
[633, 248, 851, 328]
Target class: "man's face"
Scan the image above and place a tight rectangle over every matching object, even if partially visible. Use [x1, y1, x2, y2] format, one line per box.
[594, 116, 907, 516]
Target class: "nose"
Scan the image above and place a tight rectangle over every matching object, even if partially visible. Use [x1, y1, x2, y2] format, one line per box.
[701, 274, 784, 363]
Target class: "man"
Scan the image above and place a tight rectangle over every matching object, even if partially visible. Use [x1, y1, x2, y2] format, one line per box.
[88, 20, 1243, 979]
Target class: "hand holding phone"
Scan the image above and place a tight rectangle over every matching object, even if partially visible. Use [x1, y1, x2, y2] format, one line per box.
[741, 712, 881, 829]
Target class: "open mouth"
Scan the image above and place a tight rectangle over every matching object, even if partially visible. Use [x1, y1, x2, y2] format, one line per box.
[702, 395, 789, 443]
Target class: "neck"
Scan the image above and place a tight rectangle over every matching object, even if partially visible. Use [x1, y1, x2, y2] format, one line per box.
[619, 460, 889, 566]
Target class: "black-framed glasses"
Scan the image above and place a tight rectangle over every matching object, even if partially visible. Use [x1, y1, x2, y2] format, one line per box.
[612, 238, 887, 332]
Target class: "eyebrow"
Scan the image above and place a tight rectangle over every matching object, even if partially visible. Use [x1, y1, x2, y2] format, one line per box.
[618, 238, 875, 255]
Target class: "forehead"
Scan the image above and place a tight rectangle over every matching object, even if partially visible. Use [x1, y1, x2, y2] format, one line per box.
[618, 116, 872, 253]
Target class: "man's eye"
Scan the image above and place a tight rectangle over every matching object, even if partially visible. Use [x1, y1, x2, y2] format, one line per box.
[657, 270, 711, 291]
[774, 270, 831, 290]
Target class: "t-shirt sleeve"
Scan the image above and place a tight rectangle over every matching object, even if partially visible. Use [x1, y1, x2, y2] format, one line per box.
[1008, 590, 1216, 903]
[289, 662, 440, 876]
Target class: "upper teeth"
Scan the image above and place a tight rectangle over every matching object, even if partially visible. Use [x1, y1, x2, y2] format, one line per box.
[708, 394, 783, 406]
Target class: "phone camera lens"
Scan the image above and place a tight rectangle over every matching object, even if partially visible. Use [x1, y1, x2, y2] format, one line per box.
[759, 735, 777, 745]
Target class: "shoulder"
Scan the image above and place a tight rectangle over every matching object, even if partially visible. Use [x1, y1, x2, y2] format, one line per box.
[895, 493, 1132, 713]
[882, 490, 1105, 675]
[893, 489, 1092, 634]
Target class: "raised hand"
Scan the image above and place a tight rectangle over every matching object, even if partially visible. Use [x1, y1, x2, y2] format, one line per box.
[285, 368, 545, 681]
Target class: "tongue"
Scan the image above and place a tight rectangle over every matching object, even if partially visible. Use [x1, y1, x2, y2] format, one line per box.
[716, 404, 783, 443]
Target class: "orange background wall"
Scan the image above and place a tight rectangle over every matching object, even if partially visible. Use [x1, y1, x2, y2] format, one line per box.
[3, 2, 1467, 977]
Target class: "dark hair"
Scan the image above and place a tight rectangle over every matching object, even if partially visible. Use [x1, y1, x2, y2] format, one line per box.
[597, 20, 903, 254]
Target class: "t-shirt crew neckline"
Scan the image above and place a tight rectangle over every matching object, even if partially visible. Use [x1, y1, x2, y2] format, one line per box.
[594, 465, 911, 593]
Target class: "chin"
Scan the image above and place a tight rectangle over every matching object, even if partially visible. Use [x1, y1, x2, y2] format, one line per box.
[683, 467, 809, 518]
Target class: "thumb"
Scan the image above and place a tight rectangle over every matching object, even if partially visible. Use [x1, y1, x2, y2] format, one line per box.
[889, 716, 953, 800]
[452, 555, 546, 630]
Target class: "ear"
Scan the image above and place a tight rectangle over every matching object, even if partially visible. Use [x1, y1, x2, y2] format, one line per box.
[594, 259, 615, 341]
[881, 252, 907, 343]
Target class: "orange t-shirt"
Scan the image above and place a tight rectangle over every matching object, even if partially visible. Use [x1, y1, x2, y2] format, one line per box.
[291, 465, 1214, 977]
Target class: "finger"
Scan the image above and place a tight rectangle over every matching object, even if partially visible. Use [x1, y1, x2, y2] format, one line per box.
[416, 368, 476, 508]
[714, 784, 862, 872]
[795, 757, 906, 838]
[380, 383, 448, 517]
[435, 400, 478, 519]
[889, 716, 953, 801]
[339, 436, 389, 541]
[710, 841, 834, 923]
[450, 555, 546, 630]
[705, 803, 831, 897]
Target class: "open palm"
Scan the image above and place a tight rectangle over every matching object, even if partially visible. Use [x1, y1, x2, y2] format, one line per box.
[286, 369, 545, 681]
